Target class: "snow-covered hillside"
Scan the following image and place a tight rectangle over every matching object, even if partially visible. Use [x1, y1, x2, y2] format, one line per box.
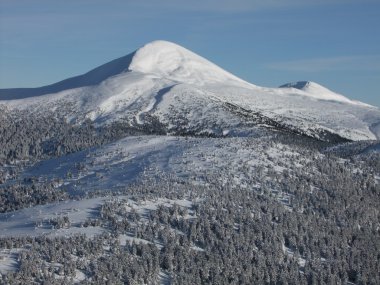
[0, 40, 379, 141]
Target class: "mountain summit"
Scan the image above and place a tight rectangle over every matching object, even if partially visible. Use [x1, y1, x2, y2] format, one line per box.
[279, 81, 355, 104]
[0, 40, 379, 141]
[128, 40, 250, 86]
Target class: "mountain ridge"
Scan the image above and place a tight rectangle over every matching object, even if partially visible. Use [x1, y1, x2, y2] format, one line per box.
[0, 40, 253, 100]
[0, 40, 379, 141]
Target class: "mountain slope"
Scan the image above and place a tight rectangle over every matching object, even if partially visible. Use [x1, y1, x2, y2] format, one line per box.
[0, 40, 379, 141]
[0, 52, 136, 100]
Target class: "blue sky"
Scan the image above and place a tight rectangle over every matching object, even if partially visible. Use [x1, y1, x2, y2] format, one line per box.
[1, 0, 379, 106]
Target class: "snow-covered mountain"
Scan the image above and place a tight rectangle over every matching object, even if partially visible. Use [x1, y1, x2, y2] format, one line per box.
[1, 41, 380, 284]
[1, 40, 379, 141]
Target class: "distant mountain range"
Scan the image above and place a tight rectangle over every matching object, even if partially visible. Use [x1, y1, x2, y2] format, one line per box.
[1, 40, 379, 141]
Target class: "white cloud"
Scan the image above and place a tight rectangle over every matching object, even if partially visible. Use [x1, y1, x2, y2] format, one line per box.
[265, 55, 380, 72]
[131, 0, 378, 13]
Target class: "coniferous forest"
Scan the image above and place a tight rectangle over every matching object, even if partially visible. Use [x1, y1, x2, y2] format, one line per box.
[0, 110, 379, 284]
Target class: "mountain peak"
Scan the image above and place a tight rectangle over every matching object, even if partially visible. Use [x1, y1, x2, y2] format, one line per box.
[129, 40, 193, 75]
[279, 80, 355, 104]
[279, 81, 313, 90]
[128, 40, 251, 86]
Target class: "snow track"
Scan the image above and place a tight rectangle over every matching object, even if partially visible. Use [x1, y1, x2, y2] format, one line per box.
[135, 84, 177, 124]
